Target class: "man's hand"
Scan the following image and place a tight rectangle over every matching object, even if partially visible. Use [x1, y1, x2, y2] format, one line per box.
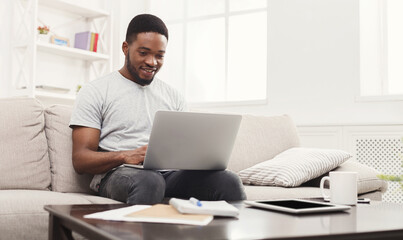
[72, 126, 148, 175]
[120, 145, 148, 165]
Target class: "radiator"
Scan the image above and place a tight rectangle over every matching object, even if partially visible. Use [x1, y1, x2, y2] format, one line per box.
[355, 138, 402, 203]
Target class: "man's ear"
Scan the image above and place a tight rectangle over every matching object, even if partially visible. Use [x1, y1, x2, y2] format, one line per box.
[122, 41, 129, 55]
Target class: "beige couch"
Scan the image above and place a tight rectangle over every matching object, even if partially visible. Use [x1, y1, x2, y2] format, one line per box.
[0, 98, 387, 240]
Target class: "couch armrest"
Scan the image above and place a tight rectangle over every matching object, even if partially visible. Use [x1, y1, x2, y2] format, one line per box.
[303, 160, 388, 194]
[334, 160, 388, 194]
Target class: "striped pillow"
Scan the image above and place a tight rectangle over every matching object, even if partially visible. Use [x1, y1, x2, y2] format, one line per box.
[238, 147, 352, 187]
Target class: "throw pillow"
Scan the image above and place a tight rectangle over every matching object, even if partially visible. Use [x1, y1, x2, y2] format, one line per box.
[238, 147, 352, 187]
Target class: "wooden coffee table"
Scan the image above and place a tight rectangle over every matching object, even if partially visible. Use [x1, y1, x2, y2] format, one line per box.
[45, 200, 403, 240]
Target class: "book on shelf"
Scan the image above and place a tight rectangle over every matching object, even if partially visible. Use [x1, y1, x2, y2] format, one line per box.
[74, 31, 91, 50]
[93, 33, 99, 52]
[74, 31, 99, 52]
[90, 33, 95, 51]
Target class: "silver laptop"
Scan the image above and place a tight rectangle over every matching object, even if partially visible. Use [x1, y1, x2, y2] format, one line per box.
[125, 111, 242, 170]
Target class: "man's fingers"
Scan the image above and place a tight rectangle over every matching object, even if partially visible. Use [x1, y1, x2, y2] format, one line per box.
[140, 145, 148, 153]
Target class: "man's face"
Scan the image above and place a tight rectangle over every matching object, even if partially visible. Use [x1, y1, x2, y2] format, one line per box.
[124, 32, 167, 86]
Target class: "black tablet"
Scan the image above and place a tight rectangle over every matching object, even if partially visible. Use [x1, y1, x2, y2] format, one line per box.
[244, 199, 351, 214]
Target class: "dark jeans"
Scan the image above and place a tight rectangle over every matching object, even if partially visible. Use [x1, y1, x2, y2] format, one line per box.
[98, 167, 246, 205]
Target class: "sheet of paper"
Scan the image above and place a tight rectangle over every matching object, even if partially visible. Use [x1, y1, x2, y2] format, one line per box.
[84, 205, 151, 221]
[84, 204, 213, 226]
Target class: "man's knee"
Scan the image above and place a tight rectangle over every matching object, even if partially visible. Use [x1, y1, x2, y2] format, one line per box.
[131, 170, 165, 188]
[126, 170, 166, 204]
[212, 170, 246, 201]
[101, 168, 166, 205]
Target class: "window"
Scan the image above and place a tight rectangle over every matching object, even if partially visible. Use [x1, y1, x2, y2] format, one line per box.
[149, 0, 268, 105]
[360, 0, 403, 98]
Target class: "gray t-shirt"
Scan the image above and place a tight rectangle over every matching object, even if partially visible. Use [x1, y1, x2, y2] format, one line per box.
[70, 71, 187, 191]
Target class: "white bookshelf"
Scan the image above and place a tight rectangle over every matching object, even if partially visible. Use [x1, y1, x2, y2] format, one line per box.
[39, 0, 109, 18]
[36, 41, 110, 61]
[11, 0, 112, 101]
[35, 91, 77, 100]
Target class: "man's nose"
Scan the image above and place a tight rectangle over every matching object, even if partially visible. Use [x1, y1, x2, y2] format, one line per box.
[145, 55, 157, 66]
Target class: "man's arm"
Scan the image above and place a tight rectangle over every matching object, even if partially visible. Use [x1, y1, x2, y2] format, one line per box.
[72, 126, 147, 175]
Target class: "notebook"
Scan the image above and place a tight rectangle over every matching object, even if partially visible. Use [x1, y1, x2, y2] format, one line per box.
[124, 111, 242, 170]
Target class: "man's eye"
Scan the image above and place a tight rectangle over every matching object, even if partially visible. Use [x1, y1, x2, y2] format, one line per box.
[139, 51, 147, 56]
[157, 55, 164, 59]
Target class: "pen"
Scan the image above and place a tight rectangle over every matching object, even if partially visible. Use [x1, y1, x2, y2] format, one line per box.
[189, 197, 202, 207]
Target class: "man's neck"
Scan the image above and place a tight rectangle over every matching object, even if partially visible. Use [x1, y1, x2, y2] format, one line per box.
[118, 67, 133, 82]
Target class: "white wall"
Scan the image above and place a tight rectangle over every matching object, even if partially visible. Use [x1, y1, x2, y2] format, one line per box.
[113, 0, 148, 70]
[2, 0, 402, 126]
[195, 0, 403, 126]
[0, 0, 12, 97]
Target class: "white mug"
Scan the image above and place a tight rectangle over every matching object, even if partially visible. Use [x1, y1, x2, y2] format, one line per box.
[320, 171, 358, 205]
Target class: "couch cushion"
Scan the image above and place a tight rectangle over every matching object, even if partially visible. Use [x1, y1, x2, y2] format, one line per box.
[243, 185, 382, 201]
[228, 114, 300, 173]
[45, 104, 93, 193]
[0, 190, 90, 215]
[239, 147, 352, 187]
[244, 185, 328, 200]
[68, 193, 123, 204]
[303, 160, 388, 194]
[0, 98, 51, 190]
[0, 190, 118, 240]
[0, 190, 119, 215]
[334, 161, 388, 194]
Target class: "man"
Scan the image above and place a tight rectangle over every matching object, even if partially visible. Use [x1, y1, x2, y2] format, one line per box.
[70, 14, 246, 205]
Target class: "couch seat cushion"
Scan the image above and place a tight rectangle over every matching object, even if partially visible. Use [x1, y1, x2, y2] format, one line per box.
[68, 193, 122, 204]
[0, 98, 51, 190]
[244, 185, 382, 201]
[0, 190, 120, 240]
[0, 190, 100, 215]
[244, 185, 328, 200]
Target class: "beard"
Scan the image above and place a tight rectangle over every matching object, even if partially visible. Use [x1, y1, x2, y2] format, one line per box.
[126, 51, 155, 86]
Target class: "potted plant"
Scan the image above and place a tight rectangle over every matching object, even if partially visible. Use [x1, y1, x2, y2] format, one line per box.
[37, 25, 50, 42]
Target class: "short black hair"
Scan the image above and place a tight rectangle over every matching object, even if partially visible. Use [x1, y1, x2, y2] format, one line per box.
[125, 14, 168, 44]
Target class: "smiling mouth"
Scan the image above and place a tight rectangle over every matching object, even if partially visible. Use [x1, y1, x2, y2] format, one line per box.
[141, 67, 157, 74]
